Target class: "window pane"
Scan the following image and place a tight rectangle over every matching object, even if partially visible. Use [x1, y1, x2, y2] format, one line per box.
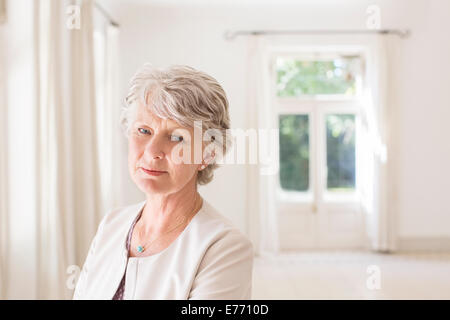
[276, 57, 361, 97]
[279, 114, 309, 192]
[326, 114, 355, 191]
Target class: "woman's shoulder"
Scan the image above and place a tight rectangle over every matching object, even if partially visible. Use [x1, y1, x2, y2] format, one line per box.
[194, 199, 253, 253]
[96, 201, 146, 233]
[188, 200, 254, 300]
[198, 199, 244, 233]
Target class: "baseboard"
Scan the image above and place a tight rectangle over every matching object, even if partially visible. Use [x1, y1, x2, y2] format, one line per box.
[254, 237, 450, 255]
[396, 237, 450, 253]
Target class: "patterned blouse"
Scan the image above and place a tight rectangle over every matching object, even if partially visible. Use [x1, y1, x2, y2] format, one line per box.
[112, 209, 143, 300]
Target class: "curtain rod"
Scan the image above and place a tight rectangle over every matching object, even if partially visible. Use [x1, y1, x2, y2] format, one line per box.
[94, 1, 119, 27]
[224, 29, 410, 40]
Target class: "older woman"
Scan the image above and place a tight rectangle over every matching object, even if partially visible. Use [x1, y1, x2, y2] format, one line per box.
[73, 64, 253, 300]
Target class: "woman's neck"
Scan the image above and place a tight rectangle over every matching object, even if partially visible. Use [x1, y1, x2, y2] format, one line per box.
[139, 188, 202, 235]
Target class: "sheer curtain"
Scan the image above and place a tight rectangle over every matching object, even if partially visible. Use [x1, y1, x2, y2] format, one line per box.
[245, 33, 399, 254]
[0, 0, 114, 299]
[1, 0, 38, 299]
[35, 0, 122, 298]
[245, 35, 280, 256]
[34, 0, 104, 299]
[0, 0, 9, 299]
[359, 34, 398, 252]
[93, 16, 124, 216]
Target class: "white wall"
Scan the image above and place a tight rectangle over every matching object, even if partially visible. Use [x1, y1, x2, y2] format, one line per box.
[392, 0, 450, 240]
[102, 0, 450, 248]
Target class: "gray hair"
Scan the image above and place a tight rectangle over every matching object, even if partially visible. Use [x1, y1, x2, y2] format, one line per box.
[121, 64, 232, 186]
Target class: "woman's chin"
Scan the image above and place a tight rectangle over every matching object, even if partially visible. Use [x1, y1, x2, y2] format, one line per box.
[136, 179, 169, 194]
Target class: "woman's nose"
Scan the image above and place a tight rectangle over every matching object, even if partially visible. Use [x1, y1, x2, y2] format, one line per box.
[145, 134, 166, 160]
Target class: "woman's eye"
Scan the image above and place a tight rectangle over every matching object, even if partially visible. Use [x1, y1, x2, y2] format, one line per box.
[138, 128, 150, 135]
[171, 135, 184, 142]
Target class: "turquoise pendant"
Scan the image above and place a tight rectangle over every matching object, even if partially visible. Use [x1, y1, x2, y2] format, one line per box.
[137, 245, 144, 253]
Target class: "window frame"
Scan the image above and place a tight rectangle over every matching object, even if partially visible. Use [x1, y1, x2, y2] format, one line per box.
[271, 49, 365, 206]
[274, 51, 365, 101]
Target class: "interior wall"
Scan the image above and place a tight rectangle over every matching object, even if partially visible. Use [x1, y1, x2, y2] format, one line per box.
[103, 0, 450, 246]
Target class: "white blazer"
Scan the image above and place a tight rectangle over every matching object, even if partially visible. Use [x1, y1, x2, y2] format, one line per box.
[72, 199, 254, 300]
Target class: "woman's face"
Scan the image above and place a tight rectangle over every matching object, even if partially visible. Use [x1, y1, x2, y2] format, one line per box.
[128, 103, 204, 196]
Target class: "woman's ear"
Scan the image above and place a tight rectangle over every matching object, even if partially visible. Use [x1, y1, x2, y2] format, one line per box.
[205, 149, 216, 164]
[198, 149, 216, 171]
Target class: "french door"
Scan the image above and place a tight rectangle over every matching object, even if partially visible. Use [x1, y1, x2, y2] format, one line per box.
[271, 53, 369, 250]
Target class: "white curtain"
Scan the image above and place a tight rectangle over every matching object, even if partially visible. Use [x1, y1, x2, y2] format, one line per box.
[1, 0, 38, 298]
[93, 18, 124, 215]
[34, 0, 104, 299]
[245, 33, 398, 254]
[0, 0, 5, 24]
[0, 0, 115, 299]
[0, 2, 9, 299]
[245, 35, 280, 256]
[359, 34, 398, 252]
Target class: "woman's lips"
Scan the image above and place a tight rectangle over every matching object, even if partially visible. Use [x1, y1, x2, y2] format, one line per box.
[141, 168, 167, 176]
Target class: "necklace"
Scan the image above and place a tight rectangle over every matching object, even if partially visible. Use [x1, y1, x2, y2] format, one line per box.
[135, 194, 201, 254]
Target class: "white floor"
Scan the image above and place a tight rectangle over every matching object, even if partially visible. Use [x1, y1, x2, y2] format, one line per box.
[251, 250, 450, 299]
